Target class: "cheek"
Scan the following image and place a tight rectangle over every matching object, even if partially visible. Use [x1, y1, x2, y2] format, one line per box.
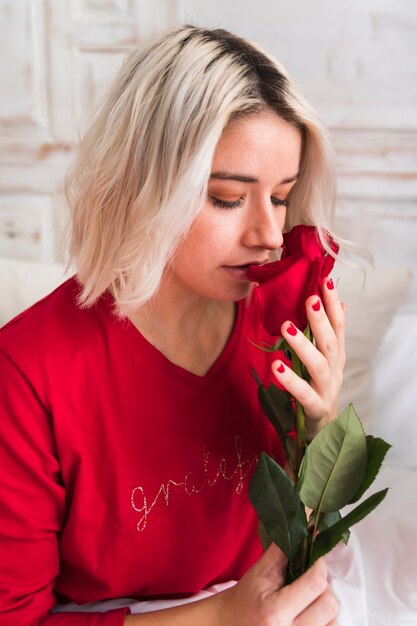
[189, 214, 238, 255]
[171, 225, 219, 273]
[174, 198, 245, 271]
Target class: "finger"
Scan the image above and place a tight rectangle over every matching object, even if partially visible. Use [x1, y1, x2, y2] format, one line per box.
[281, 320, 330, 379]
[271, 357, 323, 418]
[276, 558, 328, 620]
[305, 295, 342, 372]
[258, 542, 288, 589]
[321, 277, 346, 360]
[293, 586, 340, 626]
[277, 320, 332, 398]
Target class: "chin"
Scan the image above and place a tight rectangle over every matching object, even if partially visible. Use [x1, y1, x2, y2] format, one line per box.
[213, 284, 253, 302]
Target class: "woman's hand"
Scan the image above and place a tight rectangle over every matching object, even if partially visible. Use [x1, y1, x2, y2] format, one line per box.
[271, 277, 347, 439]
[125, 543, 339, 625]
[215, 542, 339, 626]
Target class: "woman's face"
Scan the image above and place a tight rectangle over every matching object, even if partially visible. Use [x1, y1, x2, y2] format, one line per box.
[170, 111, 302, 302]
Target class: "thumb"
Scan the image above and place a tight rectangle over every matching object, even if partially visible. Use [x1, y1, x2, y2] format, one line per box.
[258, 542, 288, 589]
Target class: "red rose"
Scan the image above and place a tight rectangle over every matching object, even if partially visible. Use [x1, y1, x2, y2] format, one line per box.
[246, 225, 338, 336]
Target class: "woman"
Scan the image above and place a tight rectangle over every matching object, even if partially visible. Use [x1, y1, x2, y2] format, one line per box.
[0, 25, 345, 625]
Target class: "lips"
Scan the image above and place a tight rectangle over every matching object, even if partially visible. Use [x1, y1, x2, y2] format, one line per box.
[222, 259, 270, 282]
[228, 264, 252, 271]
[226, 259, 269, 269]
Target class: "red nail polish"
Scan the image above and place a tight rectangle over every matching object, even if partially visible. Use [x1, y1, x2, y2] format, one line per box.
[287, 323, 297, 336]
[327, 278, 334, 290]
[312, 299, 321, 311]
[277, 362, 285, 373]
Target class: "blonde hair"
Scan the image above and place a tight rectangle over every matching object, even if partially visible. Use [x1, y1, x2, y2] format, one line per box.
[66, 24, 356, 315]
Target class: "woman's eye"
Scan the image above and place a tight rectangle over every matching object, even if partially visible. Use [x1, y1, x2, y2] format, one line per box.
[271, 197, 289, 208]
[209, 195, 289, 210]
[210, 196, 244, 210]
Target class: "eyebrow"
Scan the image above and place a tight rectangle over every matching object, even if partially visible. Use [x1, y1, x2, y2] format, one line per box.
[209, 171, 299, 184]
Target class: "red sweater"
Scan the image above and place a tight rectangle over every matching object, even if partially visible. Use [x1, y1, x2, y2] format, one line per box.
[0, 278, 285, 625]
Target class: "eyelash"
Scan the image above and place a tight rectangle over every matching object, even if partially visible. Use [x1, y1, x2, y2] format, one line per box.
[210, 196, 289, 210]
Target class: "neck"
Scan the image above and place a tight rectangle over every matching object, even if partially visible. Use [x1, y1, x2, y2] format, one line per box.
[128, 276, 236, 376]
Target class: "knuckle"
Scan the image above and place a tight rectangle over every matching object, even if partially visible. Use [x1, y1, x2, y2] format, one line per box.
[312, 357, 328, 378]
[334, 370, 344, 391]
[297, 387, 312, 406]
[334, 315, 346, 333]
[322, 401, 331, 417]
[308, 569, 327, 597]
[324, 336, 338, 354]
[259, 605, 285, 626]
[273, 589, 291, 625]
[322, 589, 340, 617]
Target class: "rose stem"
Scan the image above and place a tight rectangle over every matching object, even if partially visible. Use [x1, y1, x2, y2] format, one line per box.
[289, 347, 307, 477]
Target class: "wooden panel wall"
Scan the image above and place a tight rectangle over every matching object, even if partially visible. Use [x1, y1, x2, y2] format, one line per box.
[1, 1, 416, 308]
[176, 0, 417, 310]
[0, 0, 176, 261]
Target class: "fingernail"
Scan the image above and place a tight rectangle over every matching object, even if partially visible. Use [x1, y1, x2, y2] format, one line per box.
[287, 323, 297, 336]
[312, 298, 321, 311]
[327, 278, 334, 290]
[276, 362, 285, 373]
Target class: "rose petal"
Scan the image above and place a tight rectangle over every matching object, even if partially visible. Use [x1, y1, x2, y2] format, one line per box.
[246, 225, 338, 336]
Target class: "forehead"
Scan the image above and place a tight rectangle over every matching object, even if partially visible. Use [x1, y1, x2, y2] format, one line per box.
[212, 112, 302, 175]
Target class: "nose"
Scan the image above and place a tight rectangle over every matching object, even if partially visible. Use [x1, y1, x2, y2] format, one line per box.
[241, 198, 285, 251]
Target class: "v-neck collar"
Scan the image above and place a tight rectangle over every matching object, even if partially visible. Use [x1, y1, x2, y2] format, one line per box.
[99, 292, 244, 389]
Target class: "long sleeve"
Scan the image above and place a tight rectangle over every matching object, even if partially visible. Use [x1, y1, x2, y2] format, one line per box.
[0, 348, 129, 626]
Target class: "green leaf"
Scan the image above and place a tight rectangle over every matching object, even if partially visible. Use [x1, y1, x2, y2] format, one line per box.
[249, 452, 308, 561]
[260, 383, 295, 435]
[285, 436, 297, 469]
[286, 536, 311, 583]
[248, 337, 285, 352]
[308, 511, 349, 546]
[257, 385, 286, 447]
[284, 346, 292, 360]
[310, 488, 388, 563]
[297, 449, 308, 489]
[319, 510, 341, 529]
[251, 368, 262, 386]
[257, 520, 273, 551]
[349, 435, 391, 504]
[257, 382, 297, 473]
[298, 404, 367, 512]
[318, 511, 350, 545]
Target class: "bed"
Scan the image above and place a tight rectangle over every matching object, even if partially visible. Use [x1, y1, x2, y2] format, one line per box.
[0, 258, 416, 625]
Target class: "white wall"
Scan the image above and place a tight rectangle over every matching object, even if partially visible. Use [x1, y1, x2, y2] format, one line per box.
[0, 0, 176, 262]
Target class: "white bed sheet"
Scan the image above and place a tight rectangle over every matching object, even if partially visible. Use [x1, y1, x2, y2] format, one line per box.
[328, 466, 417, 626]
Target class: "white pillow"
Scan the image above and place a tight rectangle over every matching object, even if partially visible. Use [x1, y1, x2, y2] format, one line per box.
[373, 313, 417, 468]
[334, 264, 413, 432]
[0, 258, 68, 326]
